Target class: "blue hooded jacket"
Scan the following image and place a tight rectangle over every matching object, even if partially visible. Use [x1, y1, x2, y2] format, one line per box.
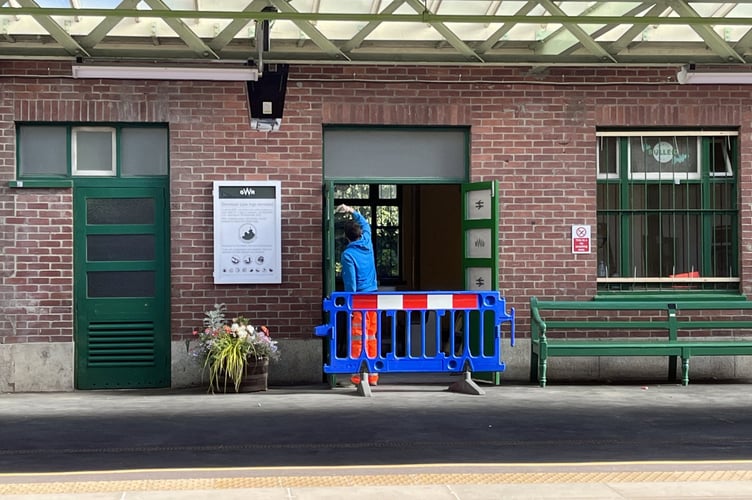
[342, 211, 378, 293]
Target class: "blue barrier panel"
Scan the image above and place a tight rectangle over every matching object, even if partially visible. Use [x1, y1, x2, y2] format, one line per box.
[315, 291, 515, 378]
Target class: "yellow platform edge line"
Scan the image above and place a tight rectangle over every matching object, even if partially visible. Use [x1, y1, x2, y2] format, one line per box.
[3, 459, 752, 479]
[3, 468, 752, 495]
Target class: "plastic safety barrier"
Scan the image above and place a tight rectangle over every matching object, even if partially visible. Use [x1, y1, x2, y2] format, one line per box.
[315, 291, 515, 396]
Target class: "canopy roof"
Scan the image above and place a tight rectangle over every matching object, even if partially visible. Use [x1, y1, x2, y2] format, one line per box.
[1, 0, 752, 69]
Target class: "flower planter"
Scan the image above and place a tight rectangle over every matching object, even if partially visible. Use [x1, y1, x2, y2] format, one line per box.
[216, 357, 269, 393]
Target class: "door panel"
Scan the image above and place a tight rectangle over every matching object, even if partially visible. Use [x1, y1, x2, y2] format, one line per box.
[462, 181, 500, 384]
[74, 185, 170, 389]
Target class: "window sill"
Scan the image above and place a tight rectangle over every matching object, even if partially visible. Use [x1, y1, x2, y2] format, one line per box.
[9, 180, 73, 188]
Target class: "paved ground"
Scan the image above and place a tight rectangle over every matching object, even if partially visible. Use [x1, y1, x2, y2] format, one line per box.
[2, 374, 752, 498]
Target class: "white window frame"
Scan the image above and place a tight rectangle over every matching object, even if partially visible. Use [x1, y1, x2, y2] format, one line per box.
[72, 127, 117, 176]
[596, 136, 619, 180]
[626, 136, 701, 182]
[709, 136, 734, 178]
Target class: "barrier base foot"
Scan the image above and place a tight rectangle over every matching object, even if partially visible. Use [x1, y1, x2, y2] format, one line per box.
[355, 377, 373, 398]
[448, 371, 485, 396]
[355, 371, 373, 397]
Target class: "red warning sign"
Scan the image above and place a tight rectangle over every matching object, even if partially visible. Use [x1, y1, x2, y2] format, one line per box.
[571, 225, 591, 254]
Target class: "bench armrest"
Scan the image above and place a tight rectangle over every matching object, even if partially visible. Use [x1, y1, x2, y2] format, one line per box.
[530, 297, 547, 342]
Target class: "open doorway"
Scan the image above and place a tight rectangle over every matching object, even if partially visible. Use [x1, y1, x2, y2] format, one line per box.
[331, 183, 463, 293]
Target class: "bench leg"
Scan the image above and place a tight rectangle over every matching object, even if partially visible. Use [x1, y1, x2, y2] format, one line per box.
[530, 350, 539, 383]
[681, 357, 689, 386]
[539, 358, 547, 388]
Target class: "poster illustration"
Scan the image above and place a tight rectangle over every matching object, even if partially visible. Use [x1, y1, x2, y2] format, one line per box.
[213, 181, 281, 284]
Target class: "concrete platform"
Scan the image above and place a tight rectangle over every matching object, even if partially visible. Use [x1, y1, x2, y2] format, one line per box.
[2, 374, 752, 498]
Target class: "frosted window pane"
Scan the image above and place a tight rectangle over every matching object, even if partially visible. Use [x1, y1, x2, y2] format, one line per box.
[324, 128, 467, 181]
[18, 126, 67, 176]
[121, 128, 168, 176]
[75, 130, 114, 174]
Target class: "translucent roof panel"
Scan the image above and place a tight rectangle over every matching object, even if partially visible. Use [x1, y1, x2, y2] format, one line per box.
[0, 0, 751, 67]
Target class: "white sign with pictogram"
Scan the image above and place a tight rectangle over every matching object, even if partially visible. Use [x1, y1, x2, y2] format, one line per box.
[571, 224, 591, 254]
[213, 180, 282, 284]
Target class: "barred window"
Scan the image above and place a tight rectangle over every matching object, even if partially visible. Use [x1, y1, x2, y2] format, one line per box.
[596, 130, 738, 292]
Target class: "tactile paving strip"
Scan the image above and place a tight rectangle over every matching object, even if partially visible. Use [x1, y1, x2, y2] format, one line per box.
[2, 469, 752, 495]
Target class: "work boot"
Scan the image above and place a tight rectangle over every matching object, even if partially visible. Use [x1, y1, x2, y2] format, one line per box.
[351, 374, 379, 386]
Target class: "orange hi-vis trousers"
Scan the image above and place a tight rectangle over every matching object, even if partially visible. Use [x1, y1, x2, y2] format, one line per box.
[350, 311, 379, 385]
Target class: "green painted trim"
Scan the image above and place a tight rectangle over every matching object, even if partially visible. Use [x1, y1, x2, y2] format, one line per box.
[323, 177, 466, 184]
[8, 179, 73, 188]
[594, 292, 747, 301]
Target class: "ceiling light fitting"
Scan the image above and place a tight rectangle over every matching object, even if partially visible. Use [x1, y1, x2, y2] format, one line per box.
[677, 65, 752, 84]
[71, 64, 259, 81]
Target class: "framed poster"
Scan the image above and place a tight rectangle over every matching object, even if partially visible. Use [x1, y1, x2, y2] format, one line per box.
[213, 181, 282, 284]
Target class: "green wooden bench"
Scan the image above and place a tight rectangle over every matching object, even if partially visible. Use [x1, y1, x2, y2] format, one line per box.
[530, 296, 752, 387]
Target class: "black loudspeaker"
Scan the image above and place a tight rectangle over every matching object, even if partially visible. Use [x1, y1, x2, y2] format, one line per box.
[247, 63, 289, 131]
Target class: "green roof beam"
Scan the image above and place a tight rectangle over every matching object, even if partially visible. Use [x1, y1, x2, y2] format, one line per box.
[341, 0, 406, 52]
[142, 0, 218, 58]
[476, 1, 537, 54]
[208, 0, 267, 53]
[609, 3, 669, 54]
[6, 7, 752, 27]
[535, 0, 617, 62]
[269, 0, 350, 60]
[667, 0, 745, 62]
[78, 0, 140, 48]
[15, 0, 89, 56]
[405, 0, 484, 62]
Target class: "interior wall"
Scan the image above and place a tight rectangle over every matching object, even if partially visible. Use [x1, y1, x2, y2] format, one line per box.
[417, 184, 462, 290]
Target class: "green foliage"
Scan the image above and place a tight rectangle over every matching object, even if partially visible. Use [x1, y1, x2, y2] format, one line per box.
[191, 304, 279, 393]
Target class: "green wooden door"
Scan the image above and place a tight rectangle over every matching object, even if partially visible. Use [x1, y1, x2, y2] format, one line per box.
[322, 181, 338, 386]
[74, 184, 170, 389]
[462, 181, 500, 384]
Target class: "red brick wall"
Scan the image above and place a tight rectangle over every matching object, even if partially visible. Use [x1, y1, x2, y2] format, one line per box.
[0, 61, 749, 344]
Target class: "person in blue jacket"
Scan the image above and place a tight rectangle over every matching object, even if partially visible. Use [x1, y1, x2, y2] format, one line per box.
[336, 203, 379, 386]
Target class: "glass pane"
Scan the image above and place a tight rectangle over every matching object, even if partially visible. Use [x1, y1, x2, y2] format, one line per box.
[711, 183, 735, 210]
[596, 183, 619, 210]
[668, 214, 701, 277]
[628, 213, 700, 277]
[121, 128, 168, 177]
[597, 137, 617, 175]
[709, 137, 733, 176]
[376, 205, 399, 227]
[630, 184, 700, 210]
[376, 227, 399, 278]
[75, 129, 114, 173]
[87, 198, 155, 225]
[379, 185, 397, 199]
[630, 136, 697, 175]
[18, 126, 67, 177]
[334, 184, 369, 199]
[596, 217, 619, 277]
[87, 234, 155, 261]
[87, 271, 155, 298]
[711, 215, 734, 277]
